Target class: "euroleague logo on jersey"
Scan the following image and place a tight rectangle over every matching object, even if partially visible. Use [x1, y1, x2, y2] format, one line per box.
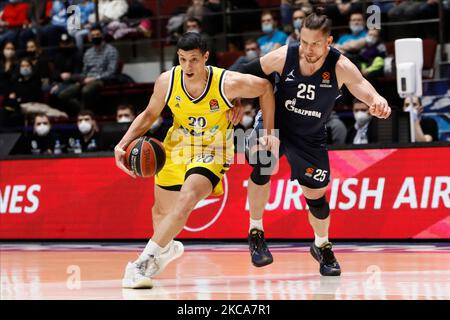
[183, 174, 228, 232]
[209, 99, 220, 112]
[320, 71, 332, 88]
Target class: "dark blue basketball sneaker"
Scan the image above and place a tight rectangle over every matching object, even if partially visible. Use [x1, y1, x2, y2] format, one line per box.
[310, 242, 341, 276]
[248, 228, 273, 267]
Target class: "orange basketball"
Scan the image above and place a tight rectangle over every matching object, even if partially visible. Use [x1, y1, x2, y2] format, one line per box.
[125, 137, 166, 177]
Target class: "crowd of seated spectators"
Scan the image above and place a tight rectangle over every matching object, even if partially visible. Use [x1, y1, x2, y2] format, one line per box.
[1, 0, 446, 156]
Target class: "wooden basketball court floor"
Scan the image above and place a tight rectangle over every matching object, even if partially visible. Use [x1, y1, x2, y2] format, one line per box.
[1, 242, 449, 300]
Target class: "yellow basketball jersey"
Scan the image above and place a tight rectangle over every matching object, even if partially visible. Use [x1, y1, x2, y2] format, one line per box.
[163, 65, 234, 164]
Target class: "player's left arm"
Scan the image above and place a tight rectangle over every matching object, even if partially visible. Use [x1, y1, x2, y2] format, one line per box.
[337, 55, 391, 119]
[223, 71, 278, 149]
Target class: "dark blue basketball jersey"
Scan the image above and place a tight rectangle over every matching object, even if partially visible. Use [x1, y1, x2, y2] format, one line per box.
[275, 42, 341, 143]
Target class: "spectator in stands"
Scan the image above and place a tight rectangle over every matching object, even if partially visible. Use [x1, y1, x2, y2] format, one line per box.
[321, 0, 363, 26]
[68, 109, 102, 153]
[388, 0, 424, 20]
[116, 104, 136, 123]
[0, 41, 17, 96]
[403, 96, 439, 142]
[237, 100, 257, 130]
[39, 0, 69, 53]
[346, 98, 378, 144]
[67, 0, 96, 52]
[326, 111, 347, 145]
[126, 0, 154, 19]
[286, 8, 307, 44]
[7, 57, 43, 106]
[50, 33, 83, 117]
[355, 28, 386, 80]
[186, 0, 222, 36]
[229, 39, 261, 71]
[372, 0, 395, 14]
[418, 0, 439, 19]
[0, 0, 35, 49]
[24, 39, 50, 88]
[27, 113, 64, 155]
[106, 17, 153, 40]
[59, 25, 119, 113]
[258, 10, 287, 56]
[0, 58, 41, 128]
[28, 0, 53, 32]
[90, 0, 129, 24]
[280, 0, 313, 33]
[334, 12, 367, 55]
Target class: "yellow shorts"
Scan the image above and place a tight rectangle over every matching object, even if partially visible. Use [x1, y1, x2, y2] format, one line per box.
[154, 138, 232, 196]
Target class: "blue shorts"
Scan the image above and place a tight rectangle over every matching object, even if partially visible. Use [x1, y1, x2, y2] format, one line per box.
[245, 111, 330, 189]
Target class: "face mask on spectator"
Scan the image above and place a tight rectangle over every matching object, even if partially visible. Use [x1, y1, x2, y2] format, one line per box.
[35, 124, 50, 136]
[91, 36, 103, 46]
[241, 115, 254, 128]
[3, 49, 15, 59]
[78, 121, 92, 134]
[354, 111, 371, 126]
[350, 24, 364, 34]
[366, 35, 377, 45]
[246, 50, 258, 60]
[262, 23, 273, 34]
[117, 116, 132, 123]
[189, 28, 200, 34]
[20, 67, 32, 77]
[293, 18, 303, 30]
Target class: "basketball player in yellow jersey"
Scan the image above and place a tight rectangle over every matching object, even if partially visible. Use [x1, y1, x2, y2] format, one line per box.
[115, 32, 278, 289]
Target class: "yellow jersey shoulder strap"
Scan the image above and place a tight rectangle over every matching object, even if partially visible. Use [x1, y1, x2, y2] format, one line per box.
[210, 66, 234, 109]
[164, 66, 177, 105]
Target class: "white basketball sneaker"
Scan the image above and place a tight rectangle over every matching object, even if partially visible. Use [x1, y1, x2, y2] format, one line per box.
[122, 255, 159, 289]
[121, 241, 184, 288]
[153, 241, 184, 277]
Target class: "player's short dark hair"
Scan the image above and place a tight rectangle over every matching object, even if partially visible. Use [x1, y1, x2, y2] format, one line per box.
[177, 32, 207, 54]
[78, 109, 95, 120]
[303, 13, 331, 36]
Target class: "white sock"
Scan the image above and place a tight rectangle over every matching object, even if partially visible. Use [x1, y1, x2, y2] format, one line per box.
[161, 240, 173, 253]
[137, 239, 163, 262]
[314, 233, 329, 248]
[249, 218, 264, 232]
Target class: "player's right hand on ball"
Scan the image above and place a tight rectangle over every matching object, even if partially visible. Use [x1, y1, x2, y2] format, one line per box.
[114, 144, 136, 178]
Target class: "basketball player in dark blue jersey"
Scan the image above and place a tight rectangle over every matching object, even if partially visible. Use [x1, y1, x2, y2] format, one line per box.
[239, 13, 391, 276]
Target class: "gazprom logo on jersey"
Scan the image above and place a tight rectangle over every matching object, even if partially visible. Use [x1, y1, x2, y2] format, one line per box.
[285, 98, 322, 119]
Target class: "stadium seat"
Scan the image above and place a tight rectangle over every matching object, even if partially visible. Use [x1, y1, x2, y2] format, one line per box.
[216, 51, 244, 69]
